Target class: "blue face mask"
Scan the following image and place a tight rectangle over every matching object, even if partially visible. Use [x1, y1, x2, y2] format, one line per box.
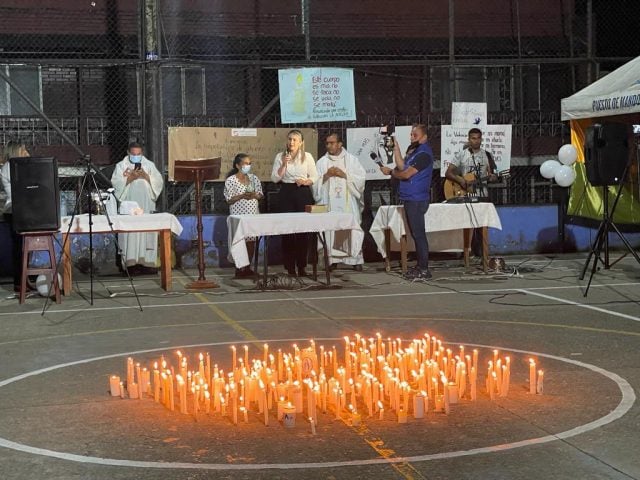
[129, 154, 142, 164]
[241, 165, 251, 174]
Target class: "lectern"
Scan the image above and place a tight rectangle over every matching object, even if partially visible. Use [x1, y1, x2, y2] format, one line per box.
[174, 158, 222, 289]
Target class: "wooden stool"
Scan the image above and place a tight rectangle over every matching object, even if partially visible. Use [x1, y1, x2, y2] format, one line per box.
[20, 231, 61, 305]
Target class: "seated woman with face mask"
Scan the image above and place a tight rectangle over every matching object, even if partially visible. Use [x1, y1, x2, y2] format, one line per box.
[224, 153, 264, 278]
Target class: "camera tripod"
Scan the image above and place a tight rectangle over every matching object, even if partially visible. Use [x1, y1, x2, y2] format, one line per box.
[579, 161, 640, 296]
[46, 155, 143, 311]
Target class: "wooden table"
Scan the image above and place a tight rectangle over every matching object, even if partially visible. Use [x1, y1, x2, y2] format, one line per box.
[59, 213, 183, 295]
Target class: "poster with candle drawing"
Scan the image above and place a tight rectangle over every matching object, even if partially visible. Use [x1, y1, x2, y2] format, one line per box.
[346, 126, 412, 180]
[440, 124, 513, 177]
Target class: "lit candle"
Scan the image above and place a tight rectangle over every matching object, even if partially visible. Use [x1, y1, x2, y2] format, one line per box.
[536, 370, 544, 395]
[240, 406, 248, 423]
[109, 375, 121, 397]
[231, 346, 237, 372]
[351, 410, 361, 427]
[129, 382, 139, 399]
[448, 382, 459, 404]
[397, 406, 408, 424]
[153, 363, 160, 402]
[282, 402, 296, 428]
[119, 381, 125, 399]
[276, 396, 286, 421]
[435, 394, 444, 412]
[529, 359, 536, 394]
[309, 417, 316, 435]
[243, 345, 249, 369]
[378, 400, 384, 420]
[413, 392, 425, 419]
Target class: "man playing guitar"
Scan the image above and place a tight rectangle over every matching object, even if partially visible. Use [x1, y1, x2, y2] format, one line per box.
[444, 128, 498, 199]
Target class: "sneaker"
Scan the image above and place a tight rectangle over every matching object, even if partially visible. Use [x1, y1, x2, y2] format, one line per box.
[404, 267, 432, 281]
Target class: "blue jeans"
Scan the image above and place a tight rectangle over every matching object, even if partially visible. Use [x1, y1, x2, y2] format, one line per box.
[403, 200, 429, 270]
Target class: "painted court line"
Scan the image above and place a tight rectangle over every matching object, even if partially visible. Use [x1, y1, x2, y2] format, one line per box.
[517, 289, 640, 323]
[0, 340, 635, 470]
[1, 282, 639, 318]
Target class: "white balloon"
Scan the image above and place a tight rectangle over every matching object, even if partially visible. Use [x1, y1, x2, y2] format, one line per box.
[554, 165, 576, 187]
[36, 273, 62, 297]
[557, 144, 578, 166]
[540, 159, 561, 179]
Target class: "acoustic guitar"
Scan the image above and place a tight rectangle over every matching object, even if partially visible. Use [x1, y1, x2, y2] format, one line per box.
[443, 171, 508, 200]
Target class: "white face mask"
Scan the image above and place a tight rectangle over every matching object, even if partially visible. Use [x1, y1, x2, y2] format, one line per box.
[241, 165, 251, 174]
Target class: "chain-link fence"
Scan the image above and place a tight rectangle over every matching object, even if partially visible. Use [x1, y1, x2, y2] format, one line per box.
[1, 0, 637, 217]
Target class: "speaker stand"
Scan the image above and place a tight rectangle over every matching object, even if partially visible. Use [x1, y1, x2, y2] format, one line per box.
[579, 169, 640, 297]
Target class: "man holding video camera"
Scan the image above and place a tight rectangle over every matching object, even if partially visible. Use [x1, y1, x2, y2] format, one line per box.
[379, 124, 433, 281]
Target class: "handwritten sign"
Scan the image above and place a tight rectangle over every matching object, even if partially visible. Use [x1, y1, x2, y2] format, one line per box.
[168, 127, 318, 181]
[440, 124, 512, 176]
[345, 126, 413, 180]
[278, 68, 356, 123]
[451, 102, 487, 128]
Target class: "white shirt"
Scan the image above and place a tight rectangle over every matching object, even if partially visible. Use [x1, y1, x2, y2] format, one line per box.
[270, 151, 318, 184]
[0, 162, 12, 214]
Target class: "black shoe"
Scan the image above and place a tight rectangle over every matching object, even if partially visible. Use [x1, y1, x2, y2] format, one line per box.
[139, 266, 158, 275]
[404, 267, 432, 281]
[286, 267, 297, 276]
[353, 264, 363, 272]
[328, 263, 337, 271]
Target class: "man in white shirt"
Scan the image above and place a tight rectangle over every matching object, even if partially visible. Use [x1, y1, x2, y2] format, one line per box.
[314, 133, 366, 270]
[445, 128, 498, 197]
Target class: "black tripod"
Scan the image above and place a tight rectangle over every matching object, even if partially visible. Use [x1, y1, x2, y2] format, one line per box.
[48, 156, 142, 311]
[579, 161, 640, 296]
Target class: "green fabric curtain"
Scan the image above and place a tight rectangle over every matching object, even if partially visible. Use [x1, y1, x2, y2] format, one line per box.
[568, 162, 640, 224]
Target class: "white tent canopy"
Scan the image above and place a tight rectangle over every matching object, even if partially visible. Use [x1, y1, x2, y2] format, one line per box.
[561, 56, 640, 121]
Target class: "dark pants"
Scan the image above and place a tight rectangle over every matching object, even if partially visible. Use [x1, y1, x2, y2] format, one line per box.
[278, 183, 314, 273]
[4, 213, 23, 287]
[403, 200, 429, 271]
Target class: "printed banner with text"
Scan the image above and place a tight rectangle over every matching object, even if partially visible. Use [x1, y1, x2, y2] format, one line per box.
[440, 125, 512, 176]
[278, 68, 356, 124]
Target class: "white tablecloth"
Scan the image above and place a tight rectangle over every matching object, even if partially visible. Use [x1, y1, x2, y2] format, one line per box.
[370, 203, 502, 257]
[227, 212, 363, 268]
[60, 213, 183, 236]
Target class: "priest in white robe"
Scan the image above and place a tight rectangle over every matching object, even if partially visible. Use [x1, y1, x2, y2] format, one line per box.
[314, 133, 366, 269]
[111, 142, 164, 272]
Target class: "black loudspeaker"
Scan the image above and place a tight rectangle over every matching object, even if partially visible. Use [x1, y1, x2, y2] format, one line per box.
[9, 156, 60, 232]
[584, 123, 630, 186]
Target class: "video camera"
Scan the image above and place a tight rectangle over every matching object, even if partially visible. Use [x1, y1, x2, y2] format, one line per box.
[379, 125, 395, 149]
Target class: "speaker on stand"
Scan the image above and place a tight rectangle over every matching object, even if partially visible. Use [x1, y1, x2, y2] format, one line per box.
[579, 123, 640, 296]
[9, 156, 60, 232]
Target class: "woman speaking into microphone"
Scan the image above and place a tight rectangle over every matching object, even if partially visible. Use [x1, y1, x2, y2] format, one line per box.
[270, 129, 318, 277]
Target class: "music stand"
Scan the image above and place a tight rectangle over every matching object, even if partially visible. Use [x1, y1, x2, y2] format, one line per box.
[174, 158, 221, 289]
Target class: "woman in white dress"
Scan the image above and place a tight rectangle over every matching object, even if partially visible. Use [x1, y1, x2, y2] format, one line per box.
[224, 153, 263, 277]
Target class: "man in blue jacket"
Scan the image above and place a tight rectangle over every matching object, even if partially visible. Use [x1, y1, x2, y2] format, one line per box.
[380, 124, 433, 280]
